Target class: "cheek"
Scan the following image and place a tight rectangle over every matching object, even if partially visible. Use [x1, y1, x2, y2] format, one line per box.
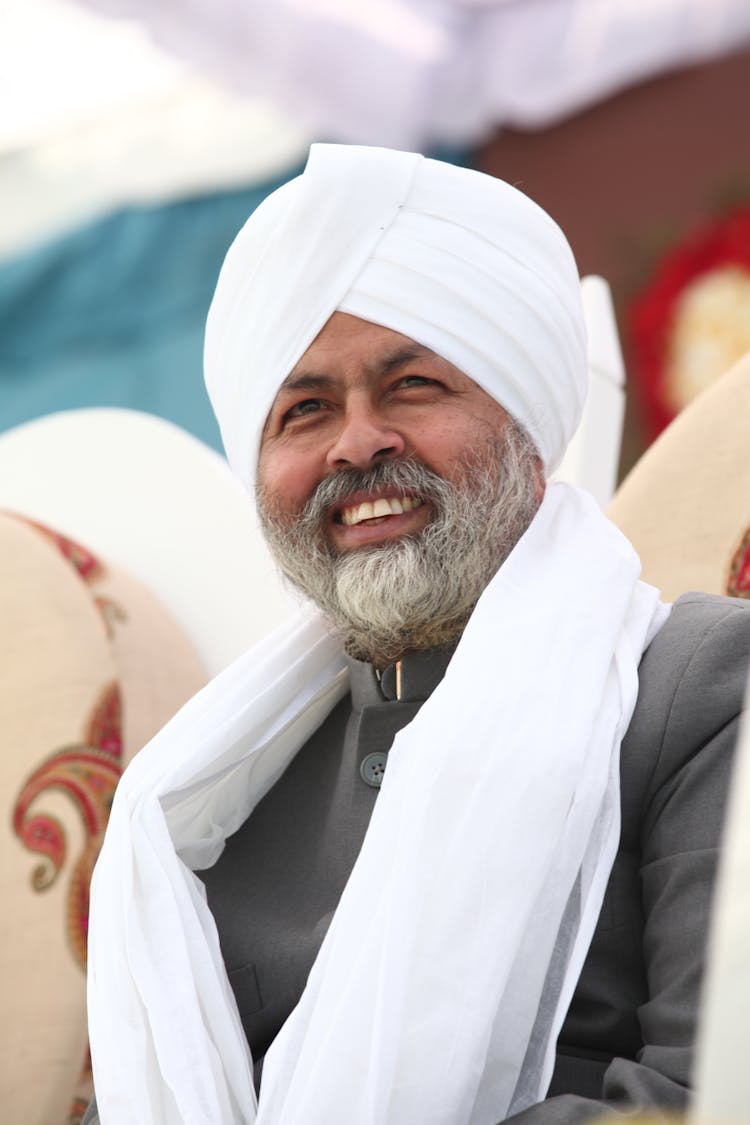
[412, 413, 496, 474]
[257, 449, 323, 517]
[407, 411, 468, 453]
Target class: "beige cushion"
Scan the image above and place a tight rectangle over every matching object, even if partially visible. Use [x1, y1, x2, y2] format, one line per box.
[608, 350, 750, 602]
[1, 512, 205, 1124]
[0, 408, 295, 676]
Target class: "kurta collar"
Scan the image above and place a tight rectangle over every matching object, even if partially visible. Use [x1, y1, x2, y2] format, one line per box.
[346, 643, 458, 710]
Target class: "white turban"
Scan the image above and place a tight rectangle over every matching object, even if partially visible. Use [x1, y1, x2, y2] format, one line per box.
[204, 144, 587, 486]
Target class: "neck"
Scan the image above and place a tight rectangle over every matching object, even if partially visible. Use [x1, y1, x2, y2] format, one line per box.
[341, 611, 471, 670]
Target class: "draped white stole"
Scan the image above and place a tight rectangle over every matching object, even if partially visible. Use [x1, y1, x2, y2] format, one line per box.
[87, 483, 668, 1125]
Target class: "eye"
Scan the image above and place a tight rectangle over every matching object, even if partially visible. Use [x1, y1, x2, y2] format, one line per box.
[396, 375, 436, 389]
[283, 398, 324, 422]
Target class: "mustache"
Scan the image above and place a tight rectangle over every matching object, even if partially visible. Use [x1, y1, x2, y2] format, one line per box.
[255, 423, 541, 664]
[294, 457, 451, 531]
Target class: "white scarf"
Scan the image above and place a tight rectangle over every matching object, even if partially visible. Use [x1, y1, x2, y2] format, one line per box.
[87, 482, 668, 1124]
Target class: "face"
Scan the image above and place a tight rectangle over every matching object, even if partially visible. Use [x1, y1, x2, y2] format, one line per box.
[258, 312, 533, 551]
[256, 313, 544, 666]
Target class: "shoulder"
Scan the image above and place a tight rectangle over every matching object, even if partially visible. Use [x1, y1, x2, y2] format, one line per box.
[620, 593, 750, 839]
[635, 592, 750, 727]
[649, 590, 750, 656]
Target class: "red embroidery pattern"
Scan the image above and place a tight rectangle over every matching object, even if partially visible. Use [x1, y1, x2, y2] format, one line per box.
[12, 683, 124, 968]
[5, 512, 127, 638]
[727, 527, 750, 599]
[93, 594, 127, 639]
[18, 516, 105, 583]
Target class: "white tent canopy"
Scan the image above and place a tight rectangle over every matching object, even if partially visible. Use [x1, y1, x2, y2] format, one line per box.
[4, 0, 750, 255]
[64, 0, 750, 148]
[1, 0, 309, 257]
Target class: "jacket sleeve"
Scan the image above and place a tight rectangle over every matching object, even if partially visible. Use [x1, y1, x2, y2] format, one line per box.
[504, 597, 750, 1124]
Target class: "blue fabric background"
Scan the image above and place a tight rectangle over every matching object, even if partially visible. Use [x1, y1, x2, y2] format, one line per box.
[0, 172, 302, 450]
[0, 149, 468, 451]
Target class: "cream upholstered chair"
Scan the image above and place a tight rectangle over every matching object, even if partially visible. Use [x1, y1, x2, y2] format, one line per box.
[0, 409, 295, 1124]
[554, 275, 626, 509]
[0, 407, 295, 676]
[1, 510, 207, 1124]
[607, 349, 750, 602]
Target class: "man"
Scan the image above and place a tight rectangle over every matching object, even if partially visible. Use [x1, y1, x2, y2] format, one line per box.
[84, 145, 750, 1125]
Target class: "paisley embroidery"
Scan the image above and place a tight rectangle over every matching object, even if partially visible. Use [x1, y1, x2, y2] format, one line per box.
[12, 683, 123, 968]
[18, 516, 105, 583]
[5, 513, 127, 636]
[726, 526, 750, 599]
[94, 594, 128, 638]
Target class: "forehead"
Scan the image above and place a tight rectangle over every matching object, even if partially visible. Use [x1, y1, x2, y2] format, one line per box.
[274, 311, 480, 399]
[258, 310, 517, 470]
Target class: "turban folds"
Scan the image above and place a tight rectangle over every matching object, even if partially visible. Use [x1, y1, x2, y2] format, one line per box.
[204, 144, 587, 486]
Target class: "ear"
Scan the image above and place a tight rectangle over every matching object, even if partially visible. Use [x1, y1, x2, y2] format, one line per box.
[534, 458, 546, 505]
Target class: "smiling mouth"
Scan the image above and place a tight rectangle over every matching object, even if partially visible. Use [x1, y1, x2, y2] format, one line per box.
[337, 495, 424, 527]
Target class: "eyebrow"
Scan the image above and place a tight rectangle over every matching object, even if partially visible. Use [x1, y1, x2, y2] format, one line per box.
[277, 345, 434, 396]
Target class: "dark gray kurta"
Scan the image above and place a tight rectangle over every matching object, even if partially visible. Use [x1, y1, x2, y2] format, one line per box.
[201, 644, 454, 1084]
[82, 592, 750, 1125]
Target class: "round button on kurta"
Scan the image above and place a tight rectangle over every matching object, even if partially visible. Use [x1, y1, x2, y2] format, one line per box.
[360, 751, 388, 787]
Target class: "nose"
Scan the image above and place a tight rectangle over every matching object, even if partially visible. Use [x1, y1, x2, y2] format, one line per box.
[326, 403, 406, 470]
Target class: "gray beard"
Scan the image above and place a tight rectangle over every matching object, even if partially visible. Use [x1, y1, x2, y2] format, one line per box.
[258, 420, 541, 666]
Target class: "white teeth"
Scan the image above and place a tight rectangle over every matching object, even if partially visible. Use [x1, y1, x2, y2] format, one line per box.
[341, 496, 422, 526]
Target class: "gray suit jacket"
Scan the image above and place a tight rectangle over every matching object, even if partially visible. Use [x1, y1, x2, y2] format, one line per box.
[508, 592, 750, 1121]
[82, 592, 750, 1124]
